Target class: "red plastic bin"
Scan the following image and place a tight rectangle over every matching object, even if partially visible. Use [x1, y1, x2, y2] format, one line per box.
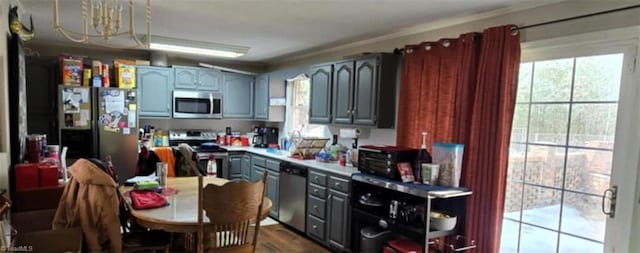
[39, 163, 59, 187]
[15, 163, 39, 189]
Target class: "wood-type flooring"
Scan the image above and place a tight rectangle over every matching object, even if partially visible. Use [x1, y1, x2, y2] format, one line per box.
[255, 224, 331, 253]
[164, 224, 332, 253]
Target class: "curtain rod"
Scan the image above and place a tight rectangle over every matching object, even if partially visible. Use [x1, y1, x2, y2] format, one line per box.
[515, 4, 640, 31]
[393, 4, 640, 54]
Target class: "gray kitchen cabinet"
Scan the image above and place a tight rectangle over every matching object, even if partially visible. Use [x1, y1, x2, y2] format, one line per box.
[332, 61, 355, 124]
[328, 190, 349, 250]
[174, 67, 197, 89]
[353, 57, 378, 125]
[251, 165, 265, 185]
[222, 71, 254, 119]
[267, 171, 279, 218]
[327, 175, 351, 251]
[198, 68, 222, 91]
[306, 170, 351, 251]
[174, 66, 221, 91]
[254, 73, 269, 120]
[309, 64, 333, 123]
[228, 154, 243, 180]
[137, 66, 173, 118]
[353, 54, 398, 128]
[329, 54, 398, 128]
[241, 154, 251, 180]
[251, 155, 279, 219]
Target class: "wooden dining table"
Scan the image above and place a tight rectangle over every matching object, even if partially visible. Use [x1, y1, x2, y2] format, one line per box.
[120, 176, 272, 233]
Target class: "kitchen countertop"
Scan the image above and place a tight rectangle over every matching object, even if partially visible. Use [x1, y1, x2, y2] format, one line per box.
[224, 146, 359, 177]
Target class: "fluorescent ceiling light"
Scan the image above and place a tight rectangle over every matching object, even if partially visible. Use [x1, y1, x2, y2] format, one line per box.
[146, 36, 249, 58]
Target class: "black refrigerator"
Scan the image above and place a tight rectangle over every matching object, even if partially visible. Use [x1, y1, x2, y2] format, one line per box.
[58, 85, 139, 181]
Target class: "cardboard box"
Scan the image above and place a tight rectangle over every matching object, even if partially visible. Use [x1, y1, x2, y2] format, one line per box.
[118, 65, 136, 89]
[60, 55, 83, 86]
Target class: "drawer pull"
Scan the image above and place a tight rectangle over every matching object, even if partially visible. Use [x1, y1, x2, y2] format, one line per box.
[313, 189, 318, 194]
[314, 176, 319, 181]
[313, 205, 318, 210]
[312, 225, 318, 230]
[335, 182, 340, 187]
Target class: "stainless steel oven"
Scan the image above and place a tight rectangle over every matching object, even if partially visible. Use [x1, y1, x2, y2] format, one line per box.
[169, 130, 228, 178]
[173, 90, 222, 119]
[196, 152, 228, 178]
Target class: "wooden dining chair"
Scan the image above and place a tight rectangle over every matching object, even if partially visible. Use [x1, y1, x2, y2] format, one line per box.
[197, 172, 268, 253]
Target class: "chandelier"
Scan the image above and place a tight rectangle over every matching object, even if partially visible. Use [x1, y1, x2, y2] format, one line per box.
[53, 0, 151, 48]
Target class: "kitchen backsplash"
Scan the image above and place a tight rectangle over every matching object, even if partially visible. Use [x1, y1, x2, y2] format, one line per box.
[327, 126, 397, 146]
[140, 119, 261, 134]
[141, 119, 397, 146]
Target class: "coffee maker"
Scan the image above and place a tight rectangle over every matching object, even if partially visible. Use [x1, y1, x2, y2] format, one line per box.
[253, 127, 279, 148]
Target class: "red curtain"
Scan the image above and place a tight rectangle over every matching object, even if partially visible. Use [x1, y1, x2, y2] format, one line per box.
[396, 33, 481, 149]
[396, 25, 520, 253]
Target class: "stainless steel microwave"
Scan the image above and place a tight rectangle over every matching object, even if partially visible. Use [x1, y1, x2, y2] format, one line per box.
[173, 90, 222, 119]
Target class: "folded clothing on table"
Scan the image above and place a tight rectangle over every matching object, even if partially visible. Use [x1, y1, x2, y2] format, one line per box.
[129, 190, 168, 210]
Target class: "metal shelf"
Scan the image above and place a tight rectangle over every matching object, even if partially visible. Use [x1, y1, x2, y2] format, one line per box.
[351, 173, 472, 253]
[352, 173, 472, 199]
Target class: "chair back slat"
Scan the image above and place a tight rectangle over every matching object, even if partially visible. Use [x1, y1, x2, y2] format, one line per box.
[197, 172, 268, 253]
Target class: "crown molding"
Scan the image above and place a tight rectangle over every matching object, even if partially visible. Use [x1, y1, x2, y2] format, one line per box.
[269, 0, 564, 65]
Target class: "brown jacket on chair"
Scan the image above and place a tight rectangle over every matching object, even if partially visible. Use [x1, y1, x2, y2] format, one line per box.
[52, 158, 122, 253]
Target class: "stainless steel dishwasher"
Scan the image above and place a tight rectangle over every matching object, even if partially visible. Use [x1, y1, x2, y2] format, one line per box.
[278, 162, 308, 233]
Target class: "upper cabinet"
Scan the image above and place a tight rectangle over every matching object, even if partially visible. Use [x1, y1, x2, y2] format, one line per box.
[332, 61, 355, 124]
[353, 57, 379, 126]
[174, 66, 221, 91]
[254, 73, 269, 120]
[311, 53, 399, 128]
[137, 66, 173, 118]
[222, 71, 254, 119]
[309, 64, 333, 124]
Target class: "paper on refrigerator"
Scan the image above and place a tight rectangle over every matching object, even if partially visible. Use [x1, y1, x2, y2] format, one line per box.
[104, 91, 125, 114]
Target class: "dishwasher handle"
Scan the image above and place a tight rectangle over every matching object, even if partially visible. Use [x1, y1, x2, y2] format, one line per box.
[279, 162, 308, 177]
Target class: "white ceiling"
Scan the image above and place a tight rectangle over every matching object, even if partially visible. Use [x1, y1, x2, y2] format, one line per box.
[18, 0, 532, 63]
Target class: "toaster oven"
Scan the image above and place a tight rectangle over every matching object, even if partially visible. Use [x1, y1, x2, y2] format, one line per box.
[358, 146, 418, 180]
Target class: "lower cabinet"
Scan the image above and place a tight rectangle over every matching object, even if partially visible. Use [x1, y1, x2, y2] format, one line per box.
[251, 165, 264, 184]
[306, 170, 351, 252]
[228, 153, 243, 180]
[328, 190, 349, 250]
[267, 170, 279, 218]
[241, 154, 251, 180]
[251, 155, 280, 219]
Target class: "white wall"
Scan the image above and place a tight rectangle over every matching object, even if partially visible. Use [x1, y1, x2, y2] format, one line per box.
[139, 118, 260, 135]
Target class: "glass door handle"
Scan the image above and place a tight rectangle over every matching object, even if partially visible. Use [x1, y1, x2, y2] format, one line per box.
[601, 185, 617, 218]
